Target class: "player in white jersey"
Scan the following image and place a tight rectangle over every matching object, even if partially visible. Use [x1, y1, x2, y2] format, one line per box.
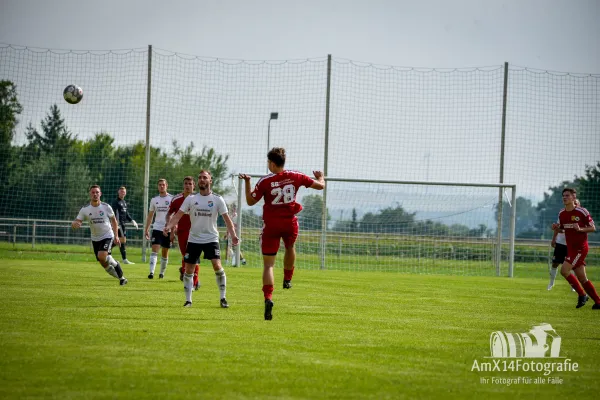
[164, 170, 239, 308]
[548, 199, 579, 291]
[71, 185, 128, 285]
[144, 179, 173, 279]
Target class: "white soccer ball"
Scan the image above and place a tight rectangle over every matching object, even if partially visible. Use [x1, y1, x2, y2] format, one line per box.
[63, 84, 83, 104]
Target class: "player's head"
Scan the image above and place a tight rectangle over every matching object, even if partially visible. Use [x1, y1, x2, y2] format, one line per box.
[562, 188, 577, 206]
[157, 179, 167, 194]
[183, 176, 195, 194]
[89, 185, 102, 202]
[198, 170, 212, 191]
[267, 147, 286, 171]
[118, 186, 127, 199]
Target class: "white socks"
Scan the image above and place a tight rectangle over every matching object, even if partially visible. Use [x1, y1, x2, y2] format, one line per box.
[215, 268, 226, 299]
[149, 252, 158, 275]
[183, 273, 193, 302]
[160, 257, 168, 275]
[104, 265, 119, 278]
[549, 267, 558, 283]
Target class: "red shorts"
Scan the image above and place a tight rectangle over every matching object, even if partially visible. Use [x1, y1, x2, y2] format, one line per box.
[176, 230, 189, 256]
[260, 217, 299, 255]
[565, 245, 588, 269]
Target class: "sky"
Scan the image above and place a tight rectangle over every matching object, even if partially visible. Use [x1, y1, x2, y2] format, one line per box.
[1, 0, 599, 72]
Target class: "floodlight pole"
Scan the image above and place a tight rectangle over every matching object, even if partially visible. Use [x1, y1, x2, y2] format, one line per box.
[267, 112, 278, 173]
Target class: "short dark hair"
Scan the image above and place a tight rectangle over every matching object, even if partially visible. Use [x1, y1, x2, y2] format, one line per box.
[118, 186, 126, 191]
[562, 187, 577, 196]
[198, 169, 212, 179]
[268, 147, 286, 167]
[89, 185, 101, 192]
[183, 176, 194, 183]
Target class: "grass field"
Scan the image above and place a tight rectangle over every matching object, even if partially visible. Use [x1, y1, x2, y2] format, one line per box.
[1, 245, 599, 399]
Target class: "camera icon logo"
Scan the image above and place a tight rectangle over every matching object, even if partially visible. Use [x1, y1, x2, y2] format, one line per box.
[490, 323, 561, 358]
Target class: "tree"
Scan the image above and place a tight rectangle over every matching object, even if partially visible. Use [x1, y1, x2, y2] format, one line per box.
[298, 194, 329, 231]
[0, 81, 23, 212]
[576, 162, 600, 223]
[495, 196, 541, 239]
[359, 206, 416, 233]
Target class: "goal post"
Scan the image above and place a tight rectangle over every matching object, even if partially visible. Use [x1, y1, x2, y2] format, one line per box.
[234, 175, 516, 277]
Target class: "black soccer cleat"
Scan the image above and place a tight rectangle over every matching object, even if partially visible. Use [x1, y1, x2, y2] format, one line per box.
[592, 303, 600, 310]
[220, 298, 229, 308]
[119, 278, 128, 286]
[159, 274, 164, 279]
[283, 280, 292, 289]
[183, 301, 192, 308]
[194, 282, 200, 291]
[576, 295, 589, 308]
[264, 299, 274, 320]
[148, 273, 154, 279]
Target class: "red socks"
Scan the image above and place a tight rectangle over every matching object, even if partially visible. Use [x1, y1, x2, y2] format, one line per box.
[566, 274, 585, 296]
[262, 285, 273, 300]
[284, 266, 295, 281]
[583, 280, 600, 304]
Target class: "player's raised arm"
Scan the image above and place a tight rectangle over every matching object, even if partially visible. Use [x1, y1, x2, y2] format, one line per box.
[310, 170, 325, 190]
[239, 174, 258, 206]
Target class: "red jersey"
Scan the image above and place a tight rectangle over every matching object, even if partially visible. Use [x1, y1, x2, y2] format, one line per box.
[558, 206, 594, 250]
[169, 192, 193, 232]
[251, 170, 315, 220]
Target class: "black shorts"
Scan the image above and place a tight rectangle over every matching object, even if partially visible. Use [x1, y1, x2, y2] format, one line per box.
[552, 243, 568, 264]
[184, 242, 221, 264]
[92, 238, 114, 261]
[118, 225, 127, 238]
[151, 229, 171, 249]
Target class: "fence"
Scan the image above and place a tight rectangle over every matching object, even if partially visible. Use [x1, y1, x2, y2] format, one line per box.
[0, 44, 599, 276]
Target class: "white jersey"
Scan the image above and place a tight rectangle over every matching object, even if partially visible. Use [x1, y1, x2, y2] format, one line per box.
[555, 218, 567, 246]
[149, 193, 173, 231]
[180, 192, 228, 244]
[76, 202, 115, 241]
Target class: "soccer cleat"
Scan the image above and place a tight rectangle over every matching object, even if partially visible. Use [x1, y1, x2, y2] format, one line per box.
[220, 298, 229, 308]
[123, 259, 135, 265]
[159, 274, 164, 279]
[576, 295, 589, 308]
[183, 301, 192, 307]
[547, 282, 554, 290]
[264, 299, 274, 320]
[241, 258, 247, 265]
[119, 278, 128, 286]
[148, 273, 154, 279]
[592, 303, 600, 310]
[179, 267, 184, 282]
[194, 282, 200, 291]
[283, 280, 292, 289]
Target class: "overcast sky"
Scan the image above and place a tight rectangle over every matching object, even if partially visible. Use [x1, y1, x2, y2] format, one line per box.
[1, 0, 599, 72]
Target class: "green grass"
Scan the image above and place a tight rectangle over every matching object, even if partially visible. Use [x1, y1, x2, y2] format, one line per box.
[1, 247, 599, 399]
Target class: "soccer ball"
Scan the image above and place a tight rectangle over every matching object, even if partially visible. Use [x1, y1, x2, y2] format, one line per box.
[63, 84, 83, 104]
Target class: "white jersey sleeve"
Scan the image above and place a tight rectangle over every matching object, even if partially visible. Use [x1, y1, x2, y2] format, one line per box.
[149, 194, 172, 231]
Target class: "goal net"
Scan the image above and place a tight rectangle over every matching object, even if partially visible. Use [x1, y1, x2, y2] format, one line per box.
[234, 177, 516, 277]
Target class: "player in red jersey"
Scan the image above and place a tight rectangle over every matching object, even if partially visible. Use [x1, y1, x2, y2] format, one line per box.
[240, 147, 325, 320]
[553, 188, 599, 309]
[166, 176, 200, 290]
